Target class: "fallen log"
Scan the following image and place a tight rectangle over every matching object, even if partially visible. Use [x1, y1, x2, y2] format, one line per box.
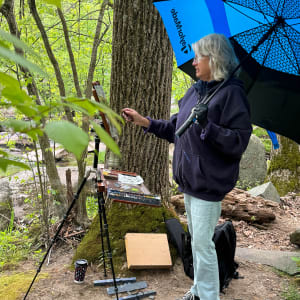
[170, 188, 278, 224]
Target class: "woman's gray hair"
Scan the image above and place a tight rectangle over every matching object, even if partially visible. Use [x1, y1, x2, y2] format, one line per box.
[192, 33, 240, 81]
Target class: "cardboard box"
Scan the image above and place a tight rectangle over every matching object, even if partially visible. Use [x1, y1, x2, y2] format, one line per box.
[125, 233, 172, 269]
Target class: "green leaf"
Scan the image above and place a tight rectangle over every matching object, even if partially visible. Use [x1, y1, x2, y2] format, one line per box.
[0, 120, 42, 140]
[0, 46, 47, 77]
[89, 99, 124, 134]
[1, 119, 31, 132]
[0, 157, 30, 172]
[44, 121, 89, 160]
[90, 120, 120, 156]
[14, 104, 40, 119]
[0, 29, 41, 59]
[64, 97, 98, 115]
[0, 149, 8, 157]
[42, 0, 62, 8]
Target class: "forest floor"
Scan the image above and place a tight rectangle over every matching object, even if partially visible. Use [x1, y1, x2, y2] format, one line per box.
[3, 193, 300, 300]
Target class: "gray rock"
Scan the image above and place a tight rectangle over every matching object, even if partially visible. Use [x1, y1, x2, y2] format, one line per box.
[238, 134, 267, 189]
[290, 229, 300, 246]
[236, 247, 300, 276]
[248, 182, 281, 203]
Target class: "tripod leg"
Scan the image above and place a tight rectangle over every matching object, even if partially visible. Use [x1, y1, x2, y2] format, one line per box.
[97, 193, 107, 277]
[23, 170, 92, 300]
[98, 191, 119, 300]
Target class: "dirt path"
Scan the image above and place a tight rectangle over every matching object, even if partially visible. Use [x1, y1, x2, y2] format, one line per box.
[3, 189, 300, 300]
[16, 248, 292, 300]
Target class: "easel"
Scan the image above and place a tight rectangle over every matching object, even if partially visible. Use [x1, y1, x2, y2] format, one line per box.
[92, 81, 119, 298]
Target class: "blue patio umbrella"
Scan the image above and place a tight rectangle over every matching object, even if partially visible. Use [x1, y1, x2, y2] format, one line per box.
[153, 0, 300, 143]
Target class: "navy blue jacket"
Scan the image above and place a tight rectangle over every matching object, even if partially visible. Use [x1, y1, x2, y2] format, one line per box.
[145, 78, 252, 202]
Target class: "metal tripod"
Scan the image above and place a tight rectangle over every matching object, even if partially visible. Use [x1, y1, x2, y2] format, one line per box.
[93, 133, 119, 299]
[23, 169, 92, 300]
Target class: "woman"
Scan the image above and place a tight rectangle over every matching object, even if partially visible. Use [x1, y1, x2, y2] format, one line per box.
[122, 33, 252, 300]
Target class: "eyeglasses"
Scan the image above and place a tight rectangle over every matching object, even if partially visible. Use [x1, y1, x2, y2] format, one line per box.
[193, 54, 209, 63]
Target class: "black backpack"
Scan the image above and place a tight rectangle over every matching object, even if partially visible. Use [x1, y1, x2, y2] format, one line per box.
[165, 218, 239, 292]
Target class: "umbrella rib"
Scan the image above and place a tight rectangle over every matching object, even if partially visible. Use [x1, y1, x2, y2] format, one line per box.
[225, 0, 274, 19]
[254, 0, 274, 24]
[276, 26, 300, 73]
[264, 0, 280, 17]
[245, 34, 275, 95]
[224, 1, 264, 25]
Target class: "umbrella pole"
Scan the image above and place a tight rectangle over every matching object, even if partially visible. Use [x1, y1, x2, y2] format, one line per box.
[203, 17, 282, 105]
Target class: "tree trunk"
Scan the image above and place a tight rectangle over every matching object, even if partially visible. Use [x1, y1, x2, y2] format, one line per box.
[110, 0, 173, 204]
[267, 135, 300, 196]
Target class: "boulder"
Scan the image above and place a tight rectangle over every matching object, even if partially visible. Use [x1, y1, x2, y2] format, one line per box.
[238, 134, 267, 189]
[248, 182, 281, 203]
[290, 229, 300, 246]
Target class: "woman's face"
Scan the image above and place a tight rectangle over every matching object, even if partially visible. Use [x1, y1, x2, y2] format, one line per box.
[192, 54, 212, 81]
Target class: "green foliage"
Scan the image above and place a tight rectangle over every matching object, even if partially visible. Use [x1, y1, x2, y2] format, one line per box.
[42, 0, 62, 8]
[86, 196, 98, 219]
[252, 126, 272, 153]
[0, 13, 120, 172]
[0, 47, 47, 77]
[281, 283, 300, 300]
[0, 157, 30, 173]
[0, 227, 36, 270]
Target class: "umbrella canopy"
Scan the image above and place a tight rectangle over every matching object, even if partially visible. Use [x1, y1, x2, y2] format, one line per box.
[153, 0, 300, 144]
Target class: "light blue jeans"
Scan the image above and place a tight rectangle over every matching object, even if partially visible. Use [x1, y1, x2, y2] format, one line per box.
[184, 193, 221, 300]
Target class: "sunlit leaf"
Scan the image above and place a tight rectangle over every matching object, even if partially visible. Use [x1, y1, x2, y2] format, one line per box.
[1, 119, 31, 132]
[42, 0, 62, 8]
[0, 29, 41, 59]
[0, 46, 47, 76]
[0, 157, 30, 172]
[2, 86, 32, 104]
[14, 104, 40, 119]
[0, 149, 8, 157]
[64, 97, 98, 115]
[0, 72, 20, 90]
[90, 120, 120, 156]
[26, 128, 43, 141]
[0, 120, 42, 140]
[44, 121, 89, 160]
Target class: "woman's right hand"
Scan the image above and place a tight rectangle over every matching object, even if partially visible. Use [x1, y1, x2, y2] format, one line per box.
[121, 108, 150, 128]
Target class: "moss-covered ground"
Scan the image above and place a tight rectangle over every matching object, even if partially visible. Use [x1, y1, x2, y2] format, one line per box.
[0, 271, 48, 300]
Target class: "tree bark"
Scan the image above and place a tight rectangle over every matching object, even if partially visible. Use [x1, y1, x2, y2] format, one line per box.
[110, 0, 173, 204]
[267, 135, 300, 196]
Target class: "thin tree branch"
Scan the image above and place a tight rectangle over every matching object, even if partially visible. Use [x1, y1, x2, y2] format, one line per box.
[84, 0, 110, 99]
[28, 0, 73, 122]
[57, 7, 82, 98]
